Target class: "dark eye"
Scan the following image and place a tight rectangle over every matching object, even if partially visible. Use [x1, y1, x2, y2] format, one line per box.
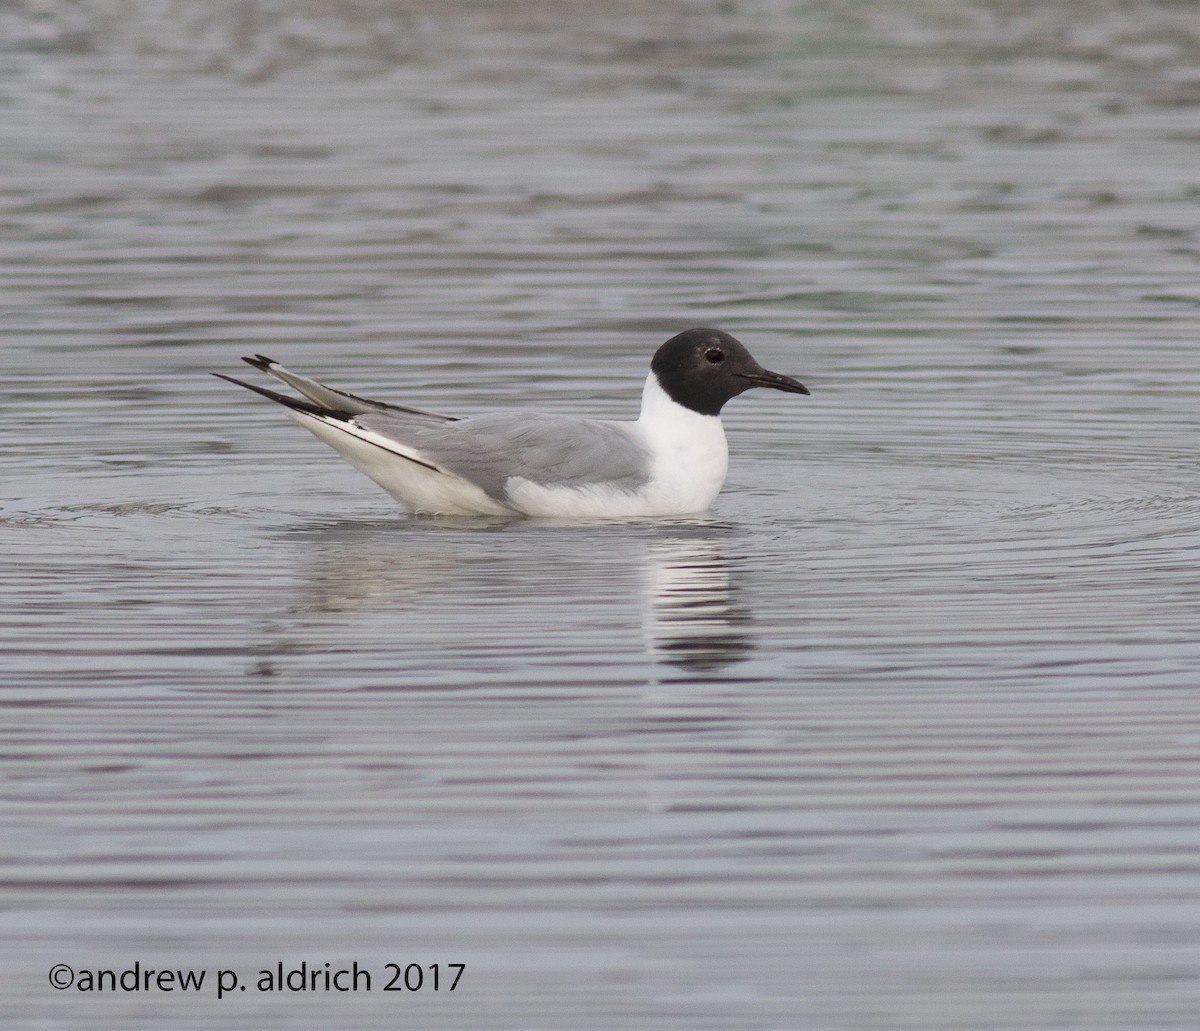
[705, 348, 725, 364]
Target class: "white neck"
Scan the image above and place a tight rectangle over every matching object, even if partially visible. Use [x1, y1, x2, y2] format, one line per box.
[637, 372, 713, 426]
[633, 373, 729, 513]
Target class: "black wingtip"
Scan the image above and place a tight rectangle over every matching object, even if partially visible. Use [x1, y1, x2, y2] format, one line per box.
[241, 354, 276, 373]
[212, 372, 352, 422]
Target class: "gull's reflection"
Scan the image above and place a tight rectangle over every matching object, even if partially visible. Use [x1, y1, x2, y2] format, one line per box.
[642, 532, 754, 675]
[280, 515, 755, 679]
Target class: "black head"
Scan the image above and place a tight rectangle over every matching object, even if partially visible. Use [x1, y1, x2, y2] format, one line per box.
[649, 328, 810, 416]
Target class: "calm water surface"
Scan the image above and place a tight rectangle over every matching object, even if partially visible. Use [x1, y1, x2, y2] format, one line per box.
[3, 2, 1200, 1028]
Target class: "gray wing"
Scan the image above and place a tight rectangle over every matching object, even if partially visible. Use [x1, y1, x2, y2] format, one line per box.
[242, 354, 458, 422]
[355, 410, 652, 503]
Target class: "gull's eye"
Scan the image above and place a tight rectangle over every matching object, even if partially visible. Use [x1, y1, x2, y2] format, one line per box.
[705, 348, 725, 364]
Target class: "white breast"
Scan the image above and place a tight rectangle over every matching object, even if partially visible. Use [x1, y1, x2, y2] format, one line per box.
[630, 372, 729, 515]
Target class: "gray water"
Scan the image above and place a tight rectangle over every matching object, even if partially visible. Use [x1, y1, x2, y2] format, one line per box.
[3, 2, 1200, 1028]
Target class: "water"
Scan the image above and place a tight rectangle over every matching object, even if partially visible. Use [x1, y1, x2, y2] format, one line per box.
[3, 2, 1200, 1028]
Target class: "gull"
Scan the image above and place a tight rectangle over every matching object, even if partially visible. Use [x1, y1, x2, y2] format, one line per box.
[214, 327, 809, 517]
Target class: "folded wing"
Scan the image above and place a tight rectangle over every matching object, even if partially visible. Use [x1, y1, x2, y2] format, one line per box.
[355, 410, 653, 504]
